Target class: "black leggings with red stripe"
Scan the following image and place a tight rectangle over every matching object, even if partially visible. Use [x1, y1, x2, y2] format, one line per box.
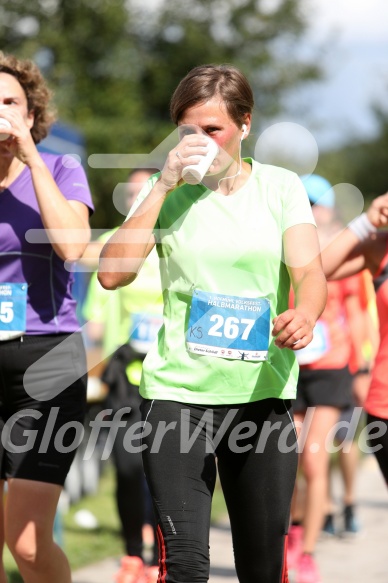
[141, 397, 298, 583]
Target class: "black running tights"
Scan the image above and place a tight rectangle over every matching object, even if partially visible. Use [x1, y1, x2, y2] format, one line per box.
[141, 397, 298, 583]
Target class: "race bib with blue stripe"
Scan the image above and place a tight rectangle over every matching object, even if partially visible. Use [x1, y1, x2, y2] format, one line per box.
[0, 283, 27, 341]
[295, 320, 330, 365]
[129, 312, 163, 354]
[186, 290, 270, 361]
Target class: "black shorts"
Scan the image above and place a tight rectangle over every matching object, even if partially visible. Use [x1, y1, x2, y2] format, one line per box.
[0, 333, 87, 485]
[293, 366, 353, 413]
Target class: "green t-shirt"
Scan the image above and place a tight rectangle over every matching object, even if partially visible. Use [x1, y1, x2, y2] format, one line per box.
[129, 159, 315, 405]
[83, 228, 163, 358]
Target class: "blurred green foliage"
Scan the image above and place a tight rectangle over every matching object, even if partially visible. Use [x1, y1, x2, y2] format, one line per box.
[0, 0, 322, 228]
[1, 0, 387, 223]
[317, 106, 388, 207]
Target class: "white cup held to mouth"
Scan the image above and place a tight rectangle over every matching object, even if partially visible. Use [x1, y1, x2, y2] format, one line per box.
[0, 105, 12, 141]
[182, 138, 219, 185]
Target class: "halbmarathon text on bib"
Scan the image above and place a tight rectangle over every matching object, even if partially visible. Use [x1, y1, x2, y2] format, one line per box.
[186, 290, 270, 361]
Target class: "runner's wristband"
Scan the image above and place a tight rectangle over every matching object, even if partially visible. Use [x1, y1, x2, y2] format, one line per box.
[347, 213, 377, 241]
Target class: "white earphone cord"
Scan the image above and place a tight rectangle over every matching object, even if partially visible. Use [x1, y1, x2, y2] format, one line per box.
[217, 138, 243, 191]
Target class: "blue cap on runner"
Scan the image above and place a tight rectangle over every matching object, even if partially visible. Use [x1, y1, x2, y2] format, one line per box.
[300, 174, 334, 208]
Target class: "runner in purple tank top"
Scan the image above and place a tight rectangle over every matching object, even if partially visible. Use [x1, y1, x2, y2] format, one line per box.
[0, 51, 93, 583]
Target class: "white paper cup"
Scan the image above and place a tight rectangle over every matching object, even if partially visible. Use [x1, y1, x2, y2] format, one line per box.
[0, 106, 11, 141]
[182, 138, 218, 185]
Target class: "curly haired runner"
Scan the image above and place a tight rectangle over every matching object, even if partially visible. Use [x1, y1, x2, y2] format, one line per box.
[98, 64, 327, 583]
[0, 52, 93, 583]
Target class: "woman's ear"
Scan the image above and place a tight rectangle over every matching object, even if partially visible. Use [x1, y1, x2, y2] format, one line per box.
[241, 114, 252, 139]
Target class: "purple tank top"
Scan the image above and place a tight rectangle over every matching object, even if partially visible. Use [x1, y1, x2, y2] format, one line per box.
[0, 153, 94, 334]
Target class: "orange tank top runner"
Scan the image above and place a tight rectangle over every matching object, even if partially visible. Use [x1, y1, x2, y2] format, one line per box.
[347, 269, 378, 374]
[290, 276, 361, 371]
[365, 244, 388, 420]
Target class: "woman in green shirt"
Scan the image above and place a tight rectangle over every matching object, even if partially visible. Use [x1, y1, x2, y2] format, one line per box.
[98, 64, 327, 583]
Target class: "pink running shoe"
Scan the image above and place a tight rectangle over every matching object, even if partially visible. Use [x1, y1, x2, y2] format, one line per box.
[115, 556, 146, 583]
[287, 524, 303, 571]
[145, 565, 159, 583]
[296, 553, 322, 583]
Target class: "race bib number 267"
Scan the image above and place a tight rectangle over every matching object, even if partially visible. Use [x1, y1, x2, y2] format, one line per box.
[186, 290, 270, 361]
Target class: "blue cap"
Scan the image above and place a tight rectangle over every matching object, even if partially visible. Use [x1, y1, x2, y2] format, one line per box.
[300, 174, 334, 208]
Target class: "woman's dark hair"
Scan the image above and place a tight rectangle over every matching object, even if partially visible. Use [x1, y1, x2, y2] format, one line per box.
[0, 52, 56, 144]
[170, 64, 254, 127]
